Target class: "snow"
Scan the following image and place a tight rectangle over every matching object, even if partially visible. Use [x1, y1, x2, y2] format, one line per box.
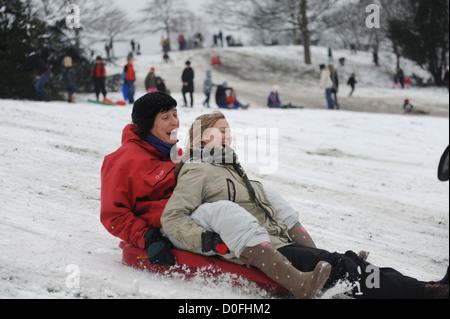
[0, 45, 448, 299]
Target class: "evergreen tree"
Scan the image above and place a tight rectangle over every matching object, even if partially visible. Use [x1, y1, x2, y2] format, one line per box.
[387, 0, 449, 86]
[0, 0, 91, 99]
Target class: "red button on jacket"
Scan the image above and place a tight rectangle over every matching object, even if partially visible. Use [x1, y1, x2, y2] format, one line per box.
[100, 124, 177, 249]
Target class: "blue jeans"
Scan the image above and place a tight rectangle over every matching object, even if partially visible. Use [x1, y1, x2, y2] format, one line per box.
[127, 81, 135, 103]
[34, 71, 51, 95]
[325, 88, 336, 109]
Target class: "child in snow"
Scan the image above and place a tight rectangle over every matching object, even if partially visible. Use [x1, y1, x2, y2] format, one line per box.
[347, 73, 357, 97]
[203, 70, 215, 108]
[403, 99, 428, 115]
[268, 86, 302, 109]
[226, 89, 249, 109]
[62, 56, 76, 103]
[145, 67, 158, 93]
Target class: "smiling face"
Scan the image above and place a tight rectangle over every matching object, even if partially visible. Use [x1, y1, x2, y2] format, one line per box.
[201, 118, 232, 148]
[150, 107, 179, 145]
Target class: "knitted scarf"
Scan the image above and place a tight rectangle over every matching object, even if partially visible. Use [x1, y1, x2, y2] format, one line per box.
[146, 133, 175, 156]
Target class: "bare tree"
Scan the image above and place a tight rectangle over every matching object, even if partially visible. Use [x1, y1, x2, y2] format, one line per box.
[207, 0, 337, 65]
[31, 0, 138, 55]
[140, 0, 186, 48]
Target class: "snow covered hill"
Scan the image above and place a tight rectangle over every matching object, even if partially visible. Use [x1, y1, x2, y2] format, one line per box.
[0, 45, 448, 299]
[105, 45, 449, 117]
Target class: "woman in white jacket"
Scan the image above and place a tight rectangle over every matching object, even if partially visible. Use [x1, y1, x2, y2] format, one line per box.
[319, 64, 337, 109]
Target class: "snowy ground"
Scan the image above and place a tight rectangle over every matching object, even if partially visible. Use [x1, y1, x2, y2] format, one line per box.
[0, 46, 448, 299]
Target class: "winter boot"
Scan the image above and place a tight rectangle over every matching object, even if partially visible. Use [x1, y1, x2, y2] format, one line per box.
[288, 223, 317, 248]
[358, 251, 370, 261]
[68, 92, 74, 103]
[239, 243, 331, 299]
[423, 283, 449, 299]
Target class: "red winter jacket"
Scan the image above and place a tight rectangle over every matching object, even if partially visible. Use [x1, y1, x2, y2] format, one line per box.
[91, 62, 106, 78]
[124, 62, 136, 82]
[100, 124, 177, 249]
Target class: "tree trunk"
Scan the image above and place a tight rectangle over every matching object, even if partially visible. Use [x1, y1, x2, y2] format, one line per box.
[300, 0, 312, 65]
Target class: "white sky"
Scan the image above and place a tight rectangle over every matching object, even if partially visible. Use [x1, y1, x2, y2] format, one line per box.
[103, 0, 213, 57]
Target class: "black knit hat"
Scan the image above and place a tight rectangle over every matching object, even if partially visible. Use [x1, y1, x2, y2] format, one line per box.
[132, 92, 177, 120]
[131, 92, 177, 138]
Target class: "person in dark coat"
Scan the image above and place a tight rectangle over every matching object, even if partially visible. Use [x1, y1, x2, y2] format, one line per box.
[62, 56, 76, 103]
[444, 67, 449, 92]
[20, 50, 52, 100]
[347, 73, 357, 97]
[215, 82, 232, 108]
[90, 56, 107, 101]
[181, 61, 194, 107]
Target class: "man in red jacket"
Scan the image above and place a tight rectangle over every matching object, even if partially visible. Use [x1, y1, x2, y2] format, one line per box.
[101, 92, 179, 265]
[123, 56, 136, 104]
[90, 56, 107, 101]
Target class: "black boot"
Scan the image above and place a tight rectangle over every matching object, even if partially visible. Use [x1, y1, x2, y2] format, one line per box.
[424, 283, 449, 299]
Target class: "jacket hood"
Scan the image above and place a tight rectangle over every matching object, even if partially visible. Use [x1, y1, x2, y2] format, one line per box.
[121, 124, 141, 145]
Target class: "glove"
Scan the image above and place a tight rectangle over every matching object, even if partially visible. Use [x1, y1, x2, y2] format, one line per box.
[144, 228, 176, 266]
[201, 231, 230, 256]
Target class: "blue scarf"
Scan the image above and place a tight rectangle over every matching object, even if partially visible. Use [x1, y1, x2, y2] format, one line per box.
[146, 133, 175, 155]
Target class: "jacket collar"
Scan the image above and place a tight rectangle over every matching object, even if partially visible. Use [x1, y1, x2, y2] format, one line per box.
[121, 124, 172, 159]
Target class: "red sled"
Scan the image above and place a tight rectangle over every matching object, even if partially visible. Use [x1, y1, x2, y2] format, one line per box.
[211, 56, 223, 66]
[119, 241, 287, 294]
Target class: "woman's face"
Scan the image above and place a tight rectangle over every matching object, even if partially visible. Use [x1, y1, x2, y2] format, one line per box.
[202, 118, 232, 148]
[150, 107, 179, 145]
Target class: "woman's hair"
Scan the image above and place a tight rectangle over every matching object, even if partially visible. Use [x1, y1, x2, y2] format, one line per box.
[186, 111, 225, 151]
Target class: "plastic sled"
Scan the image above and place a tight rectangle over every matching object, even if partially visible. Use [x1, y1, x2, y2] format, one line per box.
[88, 99, 127, 106]
[119, 241, 287, 294]
[122, 83, 129, 101]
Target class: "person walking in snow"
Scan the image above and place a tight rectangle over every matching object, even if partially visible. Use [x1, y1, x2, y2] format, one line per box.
[181, 61, 194, 107]
[123, 56, 136, 104]
[62, 56, 76, 103]
[319, 64, 337, 109]
[347, 73, 357, 97]
[90, 56, 107, 102]
[161, 111, 449, 300]
[397, 68, 405, 89]
[329, 65, 340, 108]
[203, 70, 215, 108]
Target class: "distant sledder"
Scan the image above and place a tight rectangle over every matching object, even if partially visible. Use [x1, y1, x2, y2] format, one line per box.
[268, 86, 303, 109]
[403, 99, 429, 115]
